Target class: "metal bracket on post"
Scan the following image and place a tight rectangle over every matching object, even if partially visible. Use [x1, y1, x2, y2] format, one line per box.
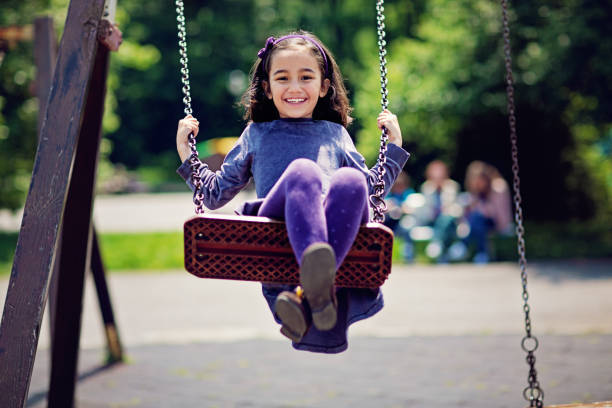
[103, 0, 117, 21]
[99, 0, 122, 51]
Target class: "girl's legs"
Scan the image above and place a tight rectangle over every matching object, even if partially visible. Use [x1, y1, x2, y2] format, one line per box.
[258, 158, 336, 339]
[258, 160, 370, 267]
[258, 160, 370, 341]
[324, 167, 370, 269]
[300, 168, 368, 332]
[258, 158, 327, 264]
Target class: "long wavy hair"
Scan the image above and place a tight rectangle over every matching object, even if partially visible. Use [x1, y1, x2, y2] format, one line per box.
[241, 31, 353, 128]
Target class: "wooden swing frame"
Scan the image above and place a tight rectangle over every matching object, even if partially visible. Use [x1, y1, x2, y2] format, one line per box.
[0, 1, 123, 406]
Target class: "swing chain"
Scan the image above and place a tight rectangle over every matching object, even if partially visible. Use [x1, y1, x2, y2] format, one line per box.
[370, 0, 389, 223]
[175, 0, 204, 214]
[500, 1, 543, 406]
[177, 0, 390, 218]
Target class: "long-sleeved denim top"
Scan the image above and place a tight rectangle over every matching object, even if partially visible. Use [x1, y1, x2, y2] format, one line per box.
[178, 118, 409, 209]
[177, 118, 410, 353]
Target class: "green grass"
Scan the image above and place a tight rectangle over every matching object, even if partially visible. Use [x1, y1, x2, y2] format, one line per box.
[98, 232, 184, 271]
[0, 231, 184, 276]
[1, 221, 610, 276]
[0, 232, 17, 276]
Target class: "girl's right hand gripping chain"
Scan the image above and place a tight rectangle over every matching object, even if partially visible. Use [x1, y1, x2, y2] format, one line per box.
[377, 109, 402, 147]
[176, 115, 200, 163]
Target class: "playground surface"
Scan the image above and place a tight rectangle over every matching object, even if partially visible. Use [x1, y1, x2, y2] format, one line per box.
[1, 260, 610, 407]
[1, 193, 611, 407]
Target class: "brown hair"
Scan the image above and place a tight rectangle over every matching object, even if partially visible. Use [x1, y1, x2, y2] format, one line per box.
[465, 160, 499, 194]
[240, 31, 353, 128]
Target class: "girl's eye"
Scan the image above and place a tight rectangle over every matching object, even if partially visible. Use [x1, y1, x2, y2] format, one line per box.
[301, 75, 313, 81]
[276, 76, 288, 81]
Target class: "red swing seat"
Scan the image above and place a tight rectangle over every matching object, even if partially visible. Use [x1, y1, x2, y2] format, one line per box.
[184, 213, 394, 289]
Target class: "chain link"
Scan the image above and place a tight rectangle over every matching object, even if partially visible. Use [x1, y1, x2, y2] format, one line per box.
[175, 0, 204, 214]
[500, 1, 543, 406]
[370, 0, 390, 223]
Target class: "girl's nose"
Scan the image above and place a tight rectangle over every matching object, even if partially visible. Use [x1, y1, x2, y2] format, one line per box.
[288, 79, 301, 90]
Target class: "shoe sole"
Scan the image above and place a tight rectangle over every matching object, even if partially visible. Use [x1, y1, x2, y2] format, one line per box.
[275, 295, 307, 343]
[300, 243, 337, 331]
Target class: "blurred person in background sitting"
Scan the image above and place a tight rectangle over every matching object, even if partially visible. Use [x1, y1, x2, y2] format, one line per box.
[383, 171, 416, 261]
[462, 161, 513, 264]
[417, 160, 464, 262]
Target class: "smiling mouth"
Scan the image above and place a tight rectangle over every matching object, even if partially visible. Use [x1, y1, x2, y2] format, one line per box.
[285, 98, 306, 104]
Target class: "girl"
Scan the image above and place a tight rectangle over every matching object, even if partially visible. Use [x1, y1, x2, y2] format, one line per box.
[176, 31, 409, 353]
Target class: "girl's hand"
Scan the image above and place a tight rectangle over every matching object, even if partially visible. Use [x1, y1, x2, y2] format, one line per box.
[177, 115, 199, 162]
[377, 109, 402, 147]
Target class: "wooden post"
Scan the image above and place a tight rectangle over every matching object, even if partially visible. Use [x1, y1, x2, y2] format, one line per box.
[33, 15, 63, 353]
[0, 0, 106, 406]
[90, 228, 124, 363]
[46, 40, 110, 408]
[33, 17, 57, 138]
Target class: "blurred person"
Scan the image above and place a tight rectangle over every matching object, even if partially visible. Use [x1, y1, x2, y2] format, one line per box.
[463, 161, 513, 263]
[384, 171, 416, 261]
[418, 160, 463, 262]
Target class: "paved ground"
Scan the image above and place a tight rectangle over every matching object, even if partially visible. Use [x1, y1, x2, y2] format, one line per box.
[2, 261, 610, 407]
[24, 334, 612, 408]
[1, 193, 611, 407]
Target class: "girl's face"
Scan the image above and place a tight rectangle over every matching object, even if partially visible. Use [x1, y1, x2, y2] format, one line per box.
[264, 48, 330, 119]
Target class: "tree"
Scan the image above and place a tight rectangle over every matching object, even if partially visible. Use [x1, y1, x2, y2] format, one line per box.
[0, 0, 54, 211]
[353, 0, 612, 221]
[2, 0, 610, 222]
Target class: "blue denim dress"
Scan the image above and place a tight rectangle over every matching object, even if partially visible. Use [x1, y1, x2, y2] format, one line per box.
[178, 119, 410, 353]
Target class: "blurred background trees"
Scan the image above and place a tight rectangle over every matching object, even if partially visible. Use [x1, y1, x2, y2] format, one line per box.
[1, 0, 610, 222]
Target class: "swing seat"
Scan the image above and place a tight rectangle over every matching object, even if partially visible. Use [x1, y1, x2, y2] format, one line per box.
[184, 214, 394, 288]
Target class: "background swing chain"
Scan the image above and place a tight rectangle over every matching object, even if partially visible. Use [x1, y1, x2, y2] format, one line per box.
[370, 0, 390, 223]
[175, 0, 205, 214]
[500, 1, 544, 406]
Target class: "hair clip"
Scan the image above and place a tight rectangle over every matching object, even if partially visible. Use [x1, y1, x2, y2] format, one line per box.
[257, 37, 276, 59]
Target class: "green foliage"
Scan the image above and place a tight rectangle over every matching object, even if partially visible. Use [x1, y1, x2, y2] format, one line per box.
[355, 0, 500, 162]
[0, 0, 610, 223]
[519, 221, 612, 260]
[354, 0, 612, 221]
[0, 0, 68, 210]
[0, 35, 36, 210]
[105, 0, 392, 168]
[0, 70, 38, 210]
[0, 232, 18, 276]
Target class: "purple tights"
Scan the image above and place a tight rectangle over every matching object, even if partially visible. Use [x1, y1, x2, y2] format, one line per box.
[258, 158, 369, 268]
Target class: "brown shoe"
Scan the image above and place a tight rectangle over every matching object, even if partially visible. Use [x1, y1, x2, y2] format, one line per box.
[275, 290, 309, 343]
[300, 243, 338, 331]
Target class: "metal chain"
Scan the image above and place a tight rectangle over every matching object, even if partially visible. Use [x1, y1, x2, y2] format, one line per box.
[500, 1, 543, 406]
[370, 0, 390, 223]
[175, 0, 390, 218]
[175, 0, 204, 214]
